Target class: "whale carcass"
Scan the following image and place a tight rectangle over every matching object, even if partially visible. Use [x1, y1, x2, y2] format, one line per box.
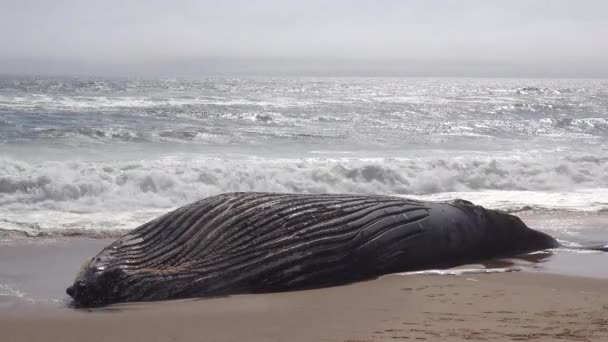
[67, 192, 560, 307]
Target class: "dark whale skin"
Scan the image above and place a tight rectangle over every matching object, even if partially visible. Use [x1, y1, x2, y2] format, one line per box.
[67, 192, 558, 307]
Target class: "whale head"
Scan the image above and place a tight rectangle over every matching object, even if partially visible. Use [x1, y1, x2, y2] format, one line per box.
[66, 256, 126, 307]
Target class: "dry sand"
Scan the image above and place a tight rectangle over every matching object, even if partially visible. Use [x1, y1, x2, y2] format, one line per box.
[2, 272, 608, 342]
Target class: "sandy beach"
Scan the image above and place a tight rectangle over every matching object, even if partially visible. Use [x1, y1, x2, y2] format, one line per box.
[2, 272, 608, 342]
[1, 235, 608, 342]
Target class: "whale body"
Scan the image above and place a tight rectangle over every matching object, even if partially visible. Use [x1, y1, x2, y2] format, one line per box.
[67, 192, 560, 307]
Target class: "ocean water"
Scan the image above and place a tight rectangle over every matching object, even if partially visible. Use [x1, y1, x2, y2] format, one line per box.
[0, 76, 607, 245]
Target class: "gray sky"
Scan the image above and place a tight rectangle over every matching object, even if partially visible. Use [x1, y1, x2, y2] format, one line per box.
[1, 0, 607, 77]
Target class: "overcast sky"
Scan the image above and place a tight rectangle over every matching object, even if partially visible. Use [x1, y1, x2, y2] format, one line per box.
[1, 0, 607, 76]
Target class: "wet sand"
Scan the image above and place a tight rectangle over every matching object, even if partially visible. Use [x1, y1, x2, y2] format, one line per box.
[1, 211, 607, 341]
[0, 237, 607, 341]
[2, 272, 608, 342]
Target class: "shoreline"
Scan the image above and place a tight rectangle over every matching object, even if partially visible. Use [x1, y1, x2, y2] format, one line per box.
[2, 273, 608, 341]
[1, 211, 607, 341]
[2, 212, 608, 308]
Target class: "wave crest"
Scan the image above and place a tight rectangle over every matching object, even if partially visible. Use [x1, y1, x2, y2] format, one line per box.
[1, 155, 607, 238]
[1, 155, 606, 208]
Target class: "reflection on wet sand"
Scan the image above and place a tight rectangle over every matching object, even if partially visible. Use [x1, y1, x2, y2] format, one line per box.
[483, 251, 555, 270]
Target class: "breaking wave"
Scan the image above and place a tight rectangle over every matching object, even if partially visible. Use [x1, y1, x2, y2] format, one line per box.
[1, 154, 607, 238]
[2, 155, 607, 207]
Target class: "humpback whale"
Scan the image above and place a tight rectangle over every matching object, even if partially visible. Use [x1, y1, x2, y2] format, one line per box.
[67, 192, 583, 307]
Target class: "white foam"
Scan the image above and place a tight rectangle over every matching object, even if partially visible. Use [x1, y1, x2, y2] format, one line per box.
[397, 267, 518, 276]
[1, 154, 608, 237]
[0, 95, 315, 111]
[410, 189, 608, 213]
[555, 243, 606, 254]
[0, 284, 31, 301]
[559, 248, 603, 254]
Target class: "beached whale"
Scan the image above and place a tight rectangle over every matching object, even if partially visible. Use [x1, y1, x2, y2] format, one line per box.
[67, 192, 576, 307]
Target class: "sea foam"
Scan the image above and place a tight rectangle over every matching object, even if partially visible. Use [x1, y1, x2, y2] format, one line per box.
[1, 154, 607, 237]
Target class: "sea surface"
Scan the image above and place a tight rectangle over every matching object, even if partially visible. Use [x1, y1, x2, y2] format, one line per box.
[0, 76, 607, 243]
[1, 75, 608, 304]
